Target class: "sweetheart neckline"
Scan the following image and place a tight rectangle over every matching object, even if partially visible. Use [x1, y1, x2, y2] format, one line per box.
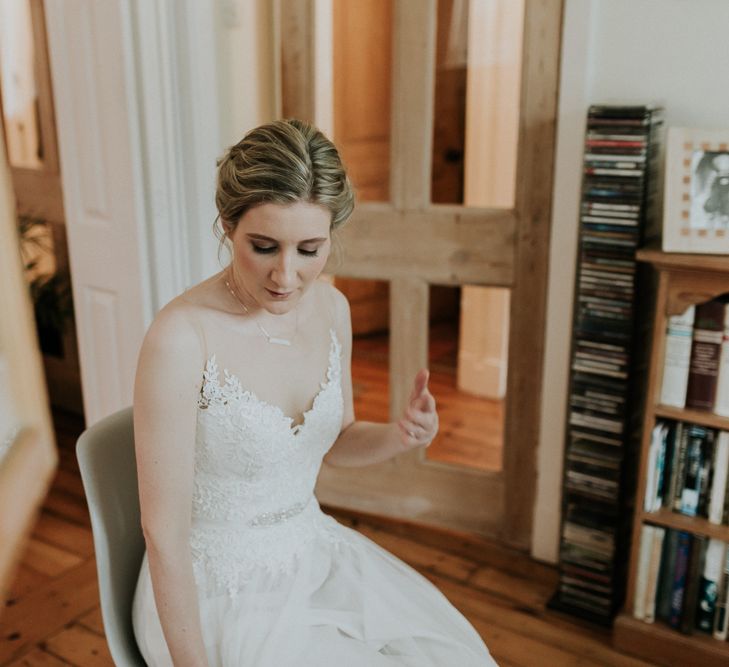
[199, 327, 340, 437]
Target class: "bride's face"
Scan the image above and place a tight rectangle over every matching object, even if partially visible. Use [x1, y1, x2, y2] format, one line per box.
[226, 201, 332, 315]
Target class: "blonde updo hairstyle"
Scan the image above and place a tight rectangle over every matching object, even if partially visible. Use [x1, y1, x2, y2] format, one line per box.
[214, 119, 354, 263]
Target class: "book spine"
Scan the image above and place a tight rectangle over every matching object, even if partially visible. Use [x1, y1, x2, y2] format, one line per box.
[679, 427, 705, 517]
[685, 300, 725, 411]
[671, 424, 690, 511]
[658, 422, 675, 509]
[634, 525, 656, 620]
[714, 305, 729, 416]
[656, 529, 679, 621]
[659, 306, 695, 407]
[714, 543, 729, 640]
[696, 538, 725, 633]
[664, 423, 682, 507]
[679, 535, 707, 634]
[709, 432, 729, 524]
[644, 527, 666, 623]
[653, 423, 669, 511]
[669, 531, 692, 629]
[645, 422, 664, 511]
[696, 429, 716, 518]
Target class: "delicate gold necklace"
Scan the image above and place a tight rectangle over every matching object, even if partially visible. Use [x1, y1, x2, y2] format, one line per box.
[224, 267, 298, 346]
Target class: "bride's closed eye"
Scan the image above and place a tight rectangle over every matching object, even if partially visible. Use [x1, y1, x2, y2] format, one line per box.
[251, 244, 319, 257]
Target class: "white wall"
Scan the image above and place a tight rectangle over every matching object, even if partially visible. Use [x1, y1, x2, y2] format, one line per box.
[533, 0, 729, 563]
[216, 0, 278, 148]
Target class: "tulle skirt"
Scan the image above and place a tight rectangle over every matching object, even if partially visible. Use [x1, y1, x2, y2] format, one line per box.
[132, 514, 497, 666]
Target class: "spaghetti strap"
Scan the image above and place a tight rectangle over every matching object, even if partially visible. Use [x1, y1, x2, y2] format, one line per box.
[324, 279, 338, 332]
[185, 308, 209, 367]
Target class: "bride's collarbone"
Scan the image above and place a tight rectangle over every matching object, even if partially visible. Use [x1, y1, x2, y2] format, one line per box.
[202, 334, 337, 420]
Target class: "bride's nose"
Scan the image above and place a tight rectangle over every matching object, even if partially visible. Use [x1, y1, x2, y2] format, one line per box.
[271, 251, 297, 288]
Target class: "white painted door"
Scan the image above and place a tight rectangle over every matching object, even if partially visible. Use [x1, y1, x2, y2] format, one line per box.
[44, 0, 221, 424]
[44, 1, 151, 423]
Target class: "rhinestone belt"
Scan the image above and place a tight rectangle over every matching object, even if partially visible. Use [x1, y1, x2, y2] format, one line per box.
[247, 497, 311, 528]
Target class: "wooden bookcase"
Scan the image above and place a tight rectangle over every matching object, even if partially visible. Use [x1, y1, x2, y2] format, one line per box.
[613, 248, 729, 667]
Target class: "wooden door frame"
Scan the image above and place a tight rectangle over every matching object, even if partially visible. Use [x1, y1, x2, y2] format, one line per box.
[281, 0, 563, 549]
[0, 146, 57, 605]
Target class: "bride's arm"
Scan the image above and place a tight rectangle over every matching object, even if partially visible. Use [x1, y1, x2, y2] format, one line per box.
[323, 288, 438, 468]
[134, 305, 210, 667]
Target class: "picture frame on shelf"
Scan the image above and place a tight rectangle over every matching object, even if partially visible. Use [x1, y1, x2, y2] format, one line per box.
[663, 127, 729, 253]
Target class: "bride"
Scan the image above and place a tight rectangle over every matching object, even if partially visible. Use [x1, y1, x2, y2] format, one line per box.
[131, 118, 497, 666]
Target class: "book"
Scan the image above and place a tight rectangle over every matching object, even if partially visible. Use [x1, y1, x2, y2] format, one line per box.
[679, 535, 708, 634]
[685, 300, 725, 411]
[678, 425, 707, 516]
[634, 525, 656, 620]
[656, 529, 680, 622]
[644, 526, 666, 623]
[659, 423, 677, 508]
[714, 543, 729, 640]
[696, 429, 716, 518]
[715, 304, 729, 416]
[670, 423, 689, 511]
[708, 432, 729, 524]
[669, 531, 692, 629]
[695, 538, 725, 633]
[664, 422, 684, 507]
[645, 421, 669, 512]
[659, 306, 695, 407]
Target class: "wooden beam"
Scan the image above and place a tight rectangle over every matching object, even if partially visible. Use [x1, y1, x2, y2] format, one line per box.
[316, 458, 505, 536]
[29, 0, 60, 173]
[329, 204, 517, 285]
[280, 0, 315, 121]
[389, 277, 429, 420]
[502, 0, 564, 547]
[390, 0, 437, 209]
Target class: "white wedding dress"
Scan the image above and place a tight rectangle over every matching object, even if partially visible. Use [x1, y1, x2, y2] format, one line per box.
[132, 327, 497, 666]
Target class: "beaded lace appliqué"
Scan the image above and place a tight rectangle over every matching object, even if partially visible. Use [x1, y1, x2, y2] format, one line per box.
[189, 328, 346, 598]
[198, 327, 341, 424]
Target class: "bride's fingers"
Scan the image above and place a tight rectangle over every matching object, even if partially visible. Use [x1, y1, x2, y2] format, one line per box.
[405, 407, 434, 430]
[410, 369, 429, 403]
[398, 418, 423, 438]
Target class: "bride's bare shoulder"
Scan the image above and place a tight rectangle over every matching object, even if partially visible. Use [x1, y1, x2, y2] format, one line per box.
[312, 280, 351, 344]
[319, 280, 350, 326]
[141, 272, 226, 359]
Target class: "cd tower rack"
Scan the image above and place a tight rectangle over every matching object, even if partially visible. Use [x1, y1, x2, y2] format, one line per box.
[548, 104, 664, 625]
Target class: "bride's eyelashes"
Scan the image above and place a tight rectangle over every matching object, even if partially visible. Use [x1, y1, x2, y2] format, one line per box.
[251, 244, 320, 257]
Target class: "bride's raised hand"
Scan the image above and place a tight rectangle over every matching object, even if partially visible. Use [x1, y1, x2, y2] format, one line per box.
[397, 369, 439, 449]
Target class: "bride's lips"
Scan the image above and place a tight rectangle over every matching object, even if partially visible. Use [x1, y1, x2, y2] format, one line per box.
[266, 288, 293, 299]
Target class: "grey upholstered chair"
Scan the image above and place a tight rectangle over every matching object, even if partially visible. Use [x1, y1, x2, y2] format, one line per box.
[76, 406, 146, 666]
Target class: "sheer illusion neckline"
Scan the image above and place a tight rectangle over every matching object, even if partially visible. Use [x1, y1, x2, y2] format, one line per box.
[198, 327, 340, 437]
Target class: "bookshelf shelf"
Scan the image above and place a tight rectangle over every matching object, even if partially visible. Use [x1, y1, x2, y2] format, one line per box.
[641, 509, 729, 543]
[613, 251, 729, 666]
[615, 613, 729, 667]
[636, 246, 729, 275]
[653, 404, 729, 431]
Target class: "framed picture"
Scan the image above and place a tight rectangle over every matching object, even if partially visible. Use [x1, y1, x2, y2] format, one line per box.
[663, 127, 729, 253]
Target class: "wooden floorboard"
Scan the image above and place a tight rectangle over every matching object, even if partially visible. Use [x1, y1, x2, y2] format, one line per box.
[352, 322, 504, 471]
[0, 346, 657, 666]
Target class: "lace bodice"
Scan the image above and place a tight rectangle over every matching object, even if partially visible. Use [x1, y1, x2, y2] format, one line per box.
[190, 327, 345, 596]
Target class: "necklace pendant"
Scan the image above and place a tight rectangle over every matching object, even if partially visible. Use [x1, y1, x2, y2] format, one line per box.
[268, 336, 292, 346]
